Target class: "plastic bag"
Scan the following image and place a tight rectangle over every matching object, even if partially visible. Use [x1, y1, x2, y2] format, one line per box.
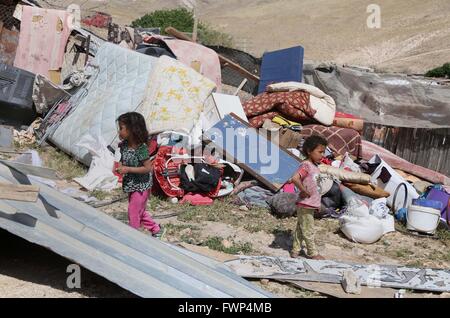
[73, 134, 118, 191]
[340, 214, 384, 244]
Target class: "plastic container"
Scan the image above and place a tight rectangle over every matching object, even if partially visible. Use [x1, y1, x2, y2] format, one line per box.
[412, 199, 443, 211]
[406, 205, 441, 234]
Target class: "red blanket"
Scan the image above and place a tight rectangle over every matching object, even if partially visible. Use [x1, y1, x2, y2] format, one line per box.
[243, 91, 313, 128]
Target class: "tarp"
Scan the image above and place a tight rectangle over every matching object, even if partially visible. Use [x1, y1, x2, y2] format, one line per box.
[303, 63, 450, 128]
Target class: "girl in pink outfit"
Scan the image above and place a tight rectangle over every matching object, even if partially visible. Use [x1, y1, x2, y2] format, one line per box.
[115, 112, 164, 238]
[290, 135, 328, 260]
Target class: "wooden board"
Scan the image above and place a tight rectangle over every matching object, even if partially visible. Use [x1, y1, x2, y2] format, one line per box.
[212, 93, 248, 122]
[281, 280, 397, 298]
[0, 182, 39, 202]
[203, 113, 302, 192]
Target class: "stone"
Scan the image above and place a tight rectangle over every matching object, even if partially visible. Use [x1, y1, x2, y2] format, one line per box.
[260, 279, 270, 286]
[341, 269, 362, 295]
[239, 205, 249, 211]
[222, 239, 232, 248]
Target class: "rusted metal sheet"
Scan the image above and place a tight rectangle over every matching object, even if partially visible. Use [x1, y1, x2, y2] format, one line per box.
[0, 26, 19, 65]
[363, 124, 450, 177]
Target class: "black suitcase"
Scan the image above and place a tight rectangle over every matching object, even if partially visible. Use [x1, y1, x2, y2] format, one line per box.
[0, 63, 36, 125]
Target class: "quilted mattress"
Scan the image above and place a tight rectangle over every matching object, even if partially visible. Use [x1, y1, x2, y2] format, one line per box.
[49, 43, 157, 165]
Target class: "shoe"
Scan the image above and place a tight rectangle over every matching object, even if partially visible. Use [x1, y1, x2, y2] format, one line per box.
[152, 226, 166, 240]
[289, 250, 300, 258]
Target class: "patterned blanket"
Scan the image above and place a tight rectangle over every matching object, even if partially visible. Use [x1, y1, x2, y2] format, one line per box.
[300, 125, 362, 158]
[137, 56, 216, 136]
[243, 91, 313, 128]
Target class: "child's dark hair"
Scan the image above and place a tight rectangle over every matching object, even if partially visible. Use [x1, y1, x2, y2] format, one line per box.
[117, 112, 149, 145]
[302, 135, 328, 156]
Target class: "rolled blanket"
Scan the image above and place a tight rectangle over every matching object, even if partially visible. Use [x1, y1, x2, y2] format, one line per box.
[332, 117, 364, 132]
[319, 165, 371, 184]
[343, 182, 390, 199]
[267, 82, 336, 126]
[361, 140, 450, 186]
[243, 91, 313, 128]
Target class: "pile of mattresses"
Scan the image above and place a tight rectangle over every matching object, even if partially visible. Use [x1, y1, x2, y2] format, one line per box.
[49, 43, 216, 166]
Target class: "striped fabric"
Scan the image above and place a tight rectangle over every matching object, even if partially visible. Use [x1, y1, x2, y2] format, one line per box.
[300, 125, 362, 158]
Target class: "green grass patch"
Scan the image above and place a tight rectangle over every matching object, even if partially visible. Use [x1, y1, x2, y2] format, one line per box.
[38, 146, 86, 179]
[425, 63, 450, 78]
[202, 236, 252, 255]
[131, 7, 233, 47]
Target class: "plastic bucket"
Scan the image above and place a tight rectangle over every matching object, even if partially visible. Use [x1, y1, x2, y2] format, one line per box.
[406, 205, 441, 234]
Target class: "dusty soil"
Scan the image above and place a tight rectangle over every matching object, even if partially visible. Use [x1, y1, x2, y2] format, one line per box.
[1, 143, 449, 298]
[36, 0, 450, 74]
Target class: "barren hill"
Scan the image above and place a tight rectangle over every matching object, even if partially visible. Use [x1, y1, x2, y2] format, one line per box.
[37, 0, 450, 74]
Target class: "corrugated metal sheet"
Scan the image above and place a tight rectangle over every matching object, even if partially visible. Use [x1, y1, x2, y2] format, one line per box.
[363, 124, 450, 177]
[0, 162, 272, 298]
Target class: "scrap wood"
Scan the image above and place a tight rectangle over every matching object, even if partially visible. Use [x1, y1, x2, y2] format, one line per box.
[165, 27, 260, 83]
[278, 280, 398, 298]
[0, 182, 39, 202]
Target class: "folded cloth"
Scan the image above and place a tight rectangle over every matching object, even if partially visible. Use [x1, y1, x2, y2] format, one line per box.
[319, 165, 371, 184]
[343, 182, 390, 199]
[267, 82, 336, 125]
[244, 91, 313, 128]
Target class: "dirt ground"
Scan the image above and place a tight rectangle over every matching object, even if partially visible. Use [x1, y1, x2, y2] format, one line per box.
[1, 143, 449, 298]
[36, 0, 450, 74]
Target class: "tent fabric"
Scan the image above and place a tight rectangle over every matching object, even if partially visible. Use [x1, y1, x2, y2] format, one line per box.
[303, 63, 450, 128]
[14, 5, 73, 79]
[50, 43, 157, 165]
[137, 55, 216, 136]
[258, 46, 304, 94]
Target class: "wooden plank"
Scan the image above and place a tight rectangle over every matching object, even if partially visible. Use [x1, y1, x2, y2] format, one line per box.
[0, 183, 39, 192]
[0, 183, 39, 202]
[281, 280, 398, 298]
[233, 78, 248, 95]
[165, 27, 260, 82]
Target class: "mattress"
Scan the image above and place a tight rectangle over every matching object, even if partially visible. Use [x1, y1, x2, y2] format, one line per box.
[137, 55, 216, 136]
[258, 46, 304, 94]
[50, 43, 157, 165]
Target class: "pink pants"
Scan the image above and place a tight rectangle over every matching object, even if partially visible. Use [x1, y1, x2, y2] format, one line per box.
[128, 190, 160, 234]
